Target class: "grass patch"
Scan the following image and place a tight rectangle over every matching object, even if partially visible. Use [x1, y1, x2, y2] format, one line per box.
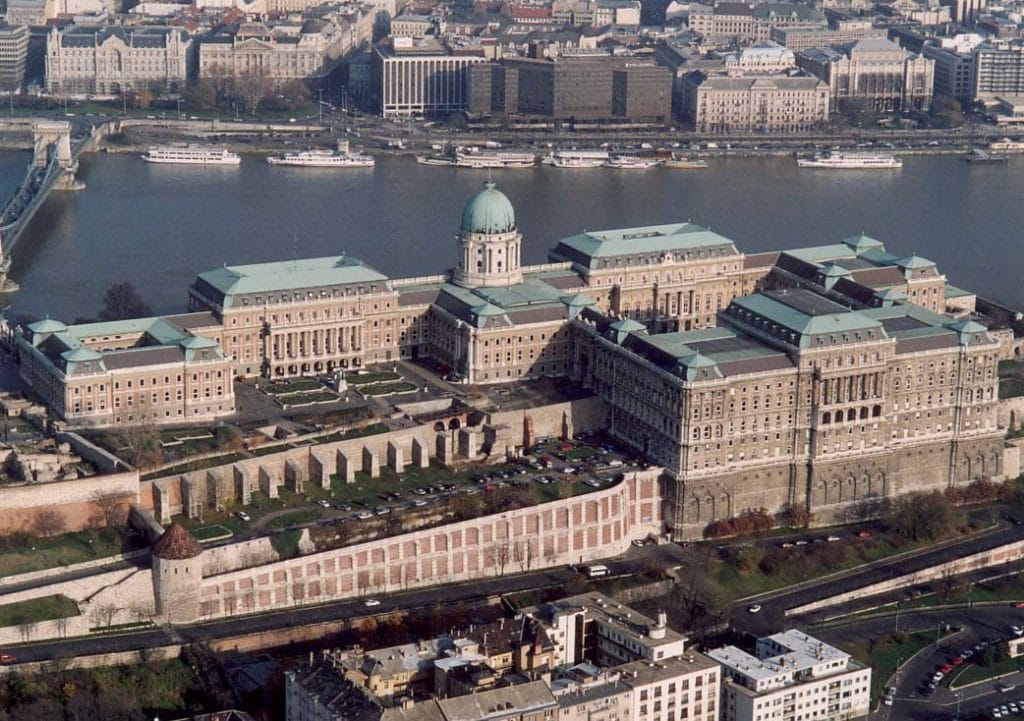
[266, 509, 321, 529]
[357, 381, 417, 396]
[191, 524, 232, 542]
[0, 594, 78, 627]
[140, 452, 248, 481]
[0, 527, 143, 577]
[347, 371, 401, 385]
[278, 390, 339, 405]
[262, 379, 323, 394]
[839, 631, 948, 702]
[951, 656, 1024, 688]
[289, 405, 374, 427]
[563, 446, 598, 460]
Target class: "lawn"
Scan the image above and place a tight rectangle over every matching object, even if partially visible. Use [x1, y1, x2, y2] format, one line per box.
[357, 381, 418, 396]
[191, 524, 233, 542]
[0, 527, 142, 577]
[262, 379, 323, 394]
[278, 391, 339, 405]
[839, 631, 950, 702]
[0, 594, 79, 628]
[950, 656, 1024, 688]
[141, 452, 249, 481]
[346, 371, 402, 385]
[713, 532, 960, 602]
[266, 509, 322, 529]
[563, 446, 599, 460]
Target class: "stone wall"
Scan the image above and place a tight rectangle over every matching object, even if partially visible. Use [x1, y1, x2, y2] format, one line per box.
[57, 431, 133, 474]
[787, 537, 1024, 616]
[195, 469, 662, 620]
[0, 468, 139, 535]
[140, 398, 604, 520]
[0, 615, 90, 645]
[1000, 397, 1024, 431]
[201, 530, 314, 576]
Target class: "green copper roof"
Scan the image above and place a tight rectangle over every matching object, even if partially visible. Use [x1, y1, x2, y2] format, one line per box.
[727, 290, 884, 347]
[196, 255, 389, 299]
[842, 234, 885, 253]
[28, 318, 67, 334]
[552, 222, 739, 269]
[61, 347, 102, 362]
[895, 254, 935, 269]
[461, 181, 516, 235]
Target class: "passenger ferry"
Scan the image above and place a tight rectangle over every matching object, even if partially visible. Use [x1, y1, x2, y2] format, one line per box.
[266, 146, 375, 168]
[662, 154, 708, 169]
[797, 151, 902, 169]
[542, 150, 609, 168]
[454, 148, 536, 168]
[604, 154, 659, 169]
[142, 144, 241, 165]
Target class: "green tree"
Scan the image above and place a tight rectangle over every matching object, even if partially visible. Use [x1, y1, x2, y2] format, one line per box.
[184, 78, 219, 110]
[98, 282, 152, 321]
[884, 491, 961, 542]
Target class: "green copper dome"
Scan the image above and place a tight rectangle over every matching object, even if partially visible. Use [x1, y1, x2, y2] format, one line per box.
[461, 181, 516, 234]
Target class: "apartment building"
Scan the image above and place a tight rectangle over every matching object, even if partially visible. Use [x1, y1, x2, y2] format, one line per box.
[710, 631, 871, 721]
[689, 2, 825, 44]
[371, 36, 485, 116]
[681, 71, 830, 133]
[0, 23, 28, 91]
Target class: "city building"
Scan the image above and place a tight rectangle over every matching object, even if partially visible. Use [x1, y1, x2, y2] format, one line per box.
[286, 594, 719, 721]
[796, 37, 934, 111]
[921, 34, 983, 103]
[973, 42, 1024, 98]
[941, 0, 986, 24]
[688, 2, 825, 45]
[16, 313, 235, 427]
[769, 23, 887, 51]
[45, 25, 192, 96]
[575, 234, 1003, 534]
[390, 12, 434, 38]
[723, 42, 797, 74]
[551, 0, 642, 26]
[710, 630, 871, 721]
[467, 55, 672, 122]
[198, 20, 350, 85]
[681, 71, 830, 132]
[0, 23, 29, 91]
[371, 36, 485, 116]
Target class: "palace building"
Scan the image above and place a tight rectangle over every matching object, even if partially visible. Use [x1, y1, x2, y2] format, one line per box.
[13, 183, 1015, 533]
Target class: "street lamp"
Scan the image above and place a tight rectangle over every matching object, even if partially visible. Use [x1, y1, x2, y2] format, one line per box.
[894, 601, 900, 634]
[955, 691, 962, 716]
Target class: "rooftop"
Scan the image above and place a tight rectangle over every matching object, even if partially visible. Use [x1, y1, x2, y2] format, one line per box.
[550, 222, 740, 271]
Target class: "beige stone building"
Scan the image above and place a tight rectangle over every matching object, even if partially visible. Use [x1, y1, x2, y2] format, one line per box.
[796, 37, 935, 111]
[681, 71, 830, 133]
[45, 25, 192, 96]
[17, 313, 234, 427]
[573, 234, 1004, 536]
[688, 2, 825, 45]
[198, 20, 349, 84]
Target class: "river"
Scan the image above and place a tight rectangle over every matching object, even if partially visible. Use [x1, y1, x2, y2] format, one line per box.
[4, 150, 1023, 321]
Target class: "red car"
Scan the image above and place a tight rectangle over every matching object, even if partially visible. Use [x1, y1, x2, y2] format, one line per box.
[0, 654, 15, 663]
[952, 656, 965, 666]
[1014, 602, 1024, 609]
[939, 664, 953, 674]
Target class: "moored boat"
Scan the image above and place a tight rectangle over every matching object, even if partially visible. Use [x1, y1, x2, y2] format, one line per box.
[662, 154, 708, 169]
[604, 154, 659, 169]
[797, 151, 902, 169]
[454, 149, 536, 168]
[142, 144, 241, 165]
[266, 146, 375, 168]
[543, 149, 610, 168]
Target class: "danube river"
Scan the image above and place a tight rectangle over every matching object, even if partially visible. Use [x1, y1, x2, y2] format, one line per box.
[4, 150, 1024, 321]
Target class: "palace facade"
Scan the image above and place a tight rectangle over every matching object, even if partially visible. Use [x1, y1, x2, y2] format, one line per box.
[14, 183, 1015, 533]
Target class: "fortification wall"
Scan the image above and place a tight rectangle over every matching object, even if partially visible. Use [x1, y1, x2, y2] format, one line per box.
[140, 398, 602, 520]
[196, 469, 663, 620]
[0, 469, 139, 535]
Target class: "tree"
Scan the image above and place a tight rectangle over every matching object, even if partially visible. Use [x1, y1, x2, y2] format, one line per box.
[884, 491, 961, 542]
[33, 509, 66, 537]
[233, 72, 272, 116]
[98, 282, 152, 321]
[781, 502, 813, 529]
[124, 89, 152, 110]
[91, 491, 131, 528]
[185, 78, 219, 110]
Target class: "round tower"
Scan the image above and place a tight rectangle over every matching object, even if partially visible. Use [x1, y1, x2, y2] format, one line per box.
[453, 180, 523, 288]
[151, 522, 204, 624]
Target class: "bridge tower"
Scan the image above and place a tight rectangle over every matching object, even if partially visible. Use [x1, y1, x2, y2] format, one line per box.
[31, 120, 83, 190]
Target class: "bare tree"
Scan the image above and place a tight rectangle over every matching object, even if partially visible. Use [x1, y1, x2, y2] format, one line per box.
[90, 603, 117, 629]
[91, 491, 131, 528]
[33, 509, 67, 537]
[233, 72, 272, 116]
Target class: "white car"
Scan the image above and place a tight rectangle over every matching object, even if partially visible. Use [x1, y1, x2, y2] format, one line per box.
[364, 599, 381, 607]
[235, 511, 251, 522]
[316, 499, 331, 508]
[748, 605, 762, 614]
[993, 707, 1003, 719]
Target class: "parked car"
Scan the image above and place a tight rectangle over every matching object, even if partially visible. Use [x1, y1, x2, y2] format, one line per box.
[364, 599, 381, 607]
[747, 605, 762, 614]
[235, 511, 251, 522]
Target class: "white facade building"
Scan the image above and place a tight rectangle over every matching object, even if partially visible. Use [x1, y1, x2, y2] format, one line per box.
[371, 36, 485, 116]
[710, 631, 871, 721]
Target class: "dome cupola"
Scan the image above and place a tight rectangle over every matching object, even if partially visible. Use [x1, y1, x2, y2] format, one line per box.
[460, 181, 516, 235]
